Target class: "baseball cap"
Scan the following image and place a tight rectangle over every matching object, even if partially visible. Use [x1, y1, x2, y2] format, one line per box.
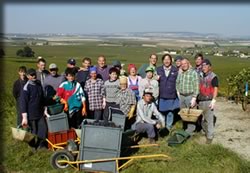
[27, 68, 36, 76]
[112, 60, 121, 67]
[67, 58, 76, 65]
[202, 59, 212, 66]
[128, 64, 137, 72]
[175, 56, 183, 62]
[49, 63, 57, 69]
[143, 88, 153, 96]
[145, 66, 154, 73]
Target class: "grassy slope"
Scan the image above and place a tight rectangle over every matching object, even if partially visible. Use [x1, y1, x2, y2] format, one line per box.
[2, 44, 250, 172]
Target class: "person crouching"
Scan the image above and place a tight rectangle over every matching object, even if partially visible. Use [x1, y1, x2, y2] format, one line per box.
[133, 88, 165, 144]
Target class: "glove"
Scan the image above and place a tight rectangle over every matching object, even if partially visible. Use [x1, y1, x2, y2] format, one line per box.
[127, 105, 136, 119]
[190, 97, 197, 108]
[209, 99, 216, 110]
[21, 113, 28, 126]
[82, 102, 87, 116]
[60, 99, 68, 112]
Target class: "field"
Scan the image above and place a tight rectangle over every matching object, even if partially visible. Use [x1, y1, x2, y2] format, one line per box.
[1, 41, 250, 172]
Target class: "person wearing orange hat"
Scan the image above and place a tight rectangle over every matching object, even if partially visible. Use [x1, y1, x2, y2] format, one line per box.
[127, 64, 142, 101]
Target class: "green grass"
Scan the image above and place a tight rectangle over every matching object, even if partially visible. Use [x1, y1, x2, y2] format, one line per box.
[1, 43, 250, 172]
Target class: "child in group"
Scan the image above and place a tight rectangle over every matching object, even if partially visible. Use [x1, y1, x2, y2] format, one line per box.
[55, 68, 86, 128]
[138, 66, 159, 102]
[127, 64, 141, 101]
[13, 66, 28, 126]
[103, 67, 120, 125]
[84, 66, 105, 122]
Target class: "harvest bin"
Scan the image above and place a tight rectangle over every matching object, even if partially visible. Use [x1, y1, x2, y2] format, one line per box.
[79, 122, 123, 173]
[48, 129, 77, 149]
[111, 112, 126, 131]
[46, 112, 69, 133]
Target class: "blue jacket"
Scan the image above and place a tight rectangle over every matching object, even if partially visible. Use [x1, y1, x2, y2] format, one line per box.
[157, 65, 178, 99]
[20, 80, 44, 120]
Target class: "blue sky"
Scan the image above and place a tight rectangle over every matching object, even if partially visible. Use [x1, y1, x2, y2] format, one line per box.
[4, 4, 250, 36]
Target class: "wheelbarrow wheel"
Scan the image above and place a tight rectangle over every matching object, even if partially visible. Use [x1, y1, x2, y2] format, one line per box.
[50, 149, 75, 169]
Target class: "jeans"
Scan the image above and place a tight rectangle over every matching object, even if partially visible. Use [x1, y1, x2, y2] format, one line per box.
[165, 111, 174, 130]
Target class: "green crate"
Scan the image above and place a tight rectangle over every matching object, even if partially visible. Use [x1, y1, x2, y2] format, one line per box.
[47, 104, 64, 115]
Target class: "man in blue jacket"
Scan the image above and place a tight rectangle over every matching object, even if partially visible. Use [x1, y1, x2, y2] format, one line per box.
[21, 68, 47, 149]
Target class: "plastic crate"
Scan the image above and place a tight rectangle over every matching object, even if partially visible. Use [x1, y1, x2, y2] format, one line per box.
[79, 147, 119, 173]
[47, 129, 77, 149]
[111, 112, 126, 131]
[46, 112, 69, 133]
[47, 104, 64, 115]
[79, 122, 123, 151]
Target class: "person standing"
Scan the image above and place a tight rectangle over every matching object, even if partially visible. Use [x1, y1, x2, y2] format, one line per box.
[194, 53, 204, 77]
[174, 55, 183, 73]
[21, 68, 47, 149]
[96, 55, 111, 82]
[103, 67, 120, 124]
[133, 88, 165, 144]
[127, 64, 141, 101]
[138, 66, 159, 102]
[84, 66, 105, 122]
[176, 58, 199, 135]
[12, 66, 28, 126]
[76, 57, 92, 89]
[157, 54, 179, 131]
[43, 63, 65, 105]
[55, 68, 86, 128]
[36, 58, 49, 87]
[138, 53, 158, 79]
[198, 59, 219, 144]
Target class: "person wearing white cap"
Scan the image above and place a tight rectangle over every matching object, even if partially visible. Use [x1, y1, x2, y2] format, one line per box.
[43, 63, 64, 104]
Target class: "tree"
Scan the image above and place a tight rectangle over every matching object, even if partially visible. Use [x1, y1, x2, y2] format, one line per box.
[0, 48, 5, 57]
[16, 46, 35, 57]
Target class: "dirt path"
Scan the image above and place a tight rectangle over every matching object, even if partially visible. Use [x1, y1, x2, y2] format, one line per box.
[200, 97, 250, 160]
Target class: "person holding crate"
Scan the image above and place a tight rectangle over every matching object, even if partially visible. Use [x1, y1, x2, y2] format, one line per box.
[84, 66, 105, 122]
[176, 58, 200, 135]
[55, 68, 87, 128]
[198, 59, 219, 144]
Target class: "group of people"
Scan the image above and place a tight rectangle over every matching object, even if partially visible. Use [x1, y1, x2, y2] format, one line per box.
[12, 52, 218, 149]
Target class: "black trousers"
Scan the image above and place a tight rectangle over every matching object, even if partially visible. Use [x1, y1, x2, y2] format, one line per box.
[103, 102, 119, 124]
[69, 110, 83, 128]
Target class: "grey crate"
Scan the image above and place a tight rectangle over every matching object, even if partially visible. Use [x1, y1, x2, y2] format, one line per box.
[79, 147, 119, 173]
[46, 112, 69, 133]
[80, 123, 123, 151]
[111, 113, 126, 131]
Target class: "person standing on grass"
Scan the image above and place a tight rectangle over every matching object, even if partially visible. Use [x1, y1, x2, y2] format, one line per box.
[13, 66, 28, 126]
[176, 58, 199, 136]
[55, 68, 86, 128]
[138, 53, 158, 79]
[43, 63, 65, 105]
[116, 76, 137, 128]
[21, 68, 47, 149]
[198, 59, 219, 144]
[138, 66, 159, 103]
[36, 58, 49, 87]
[96, 55, 111, 82]
[66, 58, 80, 74]
[194, 53, 204, 77]
[174, 55, 183, 73]
[103, 67, 120, 125]
[84, 66, 105, 122]
[127, 64, 141, 101]
[76, 57, 92, 89]
[157, 54, 179, 131]
[133, 88, 165, 144]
